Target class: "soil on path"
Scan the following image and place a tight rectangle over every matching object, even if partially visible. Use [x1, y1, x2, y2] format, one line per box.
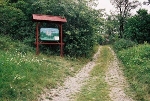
[38, 46, 134, 101]
[105, 47, 134, 101]
[38, 47, 101, 101]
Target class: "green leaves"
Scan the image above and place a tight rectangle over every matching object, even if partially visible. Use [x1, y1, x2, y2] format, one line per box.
[125, 9, 150, 43]
[0, 5, 25, 39]
[1, 0, 104, 57]
[117, 43, 150, 101]
[113, 39, 137, 52]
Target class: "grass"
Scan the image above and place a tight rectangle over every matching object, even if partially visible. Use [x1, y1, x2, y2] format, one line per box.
[117, 43, 150, 101]
[74, 46, 113, 101]
[0, 35, 89, 101]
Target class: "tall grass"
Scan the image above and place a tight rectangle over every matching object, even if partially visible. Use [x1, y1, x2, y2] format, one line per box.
[0, 35, 88, 101]
[117, 43, 150, 101]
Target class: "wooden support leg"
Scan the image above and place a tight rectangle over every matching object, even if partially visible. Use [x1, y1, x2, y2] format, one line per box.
[36, 22, 40, 55]
[60, 24, 63, 57]
[60, 44, 63, 57]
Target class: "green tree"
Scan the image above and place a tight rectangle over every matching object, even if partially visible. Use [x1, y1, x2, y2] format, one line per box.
[0, 0, 104, 57]
[110, 0, 140, 38]
[124, 9, 150, 43]
[0, 5, 25, 39]
[41, 0, 104, 57]
[103, 13, 120, 44]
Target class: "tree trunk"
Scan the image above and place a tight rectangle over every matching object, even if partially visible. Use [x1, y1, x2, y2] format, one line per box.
[119, 16, 124, 38]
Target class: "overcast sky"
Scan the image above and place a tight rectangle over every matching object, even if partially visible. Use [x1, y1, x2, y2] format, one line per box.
[96, 0, 150, 14]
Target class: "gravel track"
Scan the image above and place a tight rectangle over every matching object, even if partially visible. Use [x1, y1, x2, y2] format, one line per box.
[38, 46, 133, 101]
[38, 47, 101, 101]
[105, 47, 134, 101]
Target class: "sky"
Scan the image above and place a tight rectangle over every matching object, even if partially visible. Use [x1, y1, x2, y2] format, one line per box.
[96, 0, 150, 15]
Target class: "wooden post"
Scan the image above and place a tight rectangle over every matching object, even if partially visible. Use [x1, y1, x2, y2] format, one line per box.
[36, 22, 40, 55]
[60, 24, 63, 57]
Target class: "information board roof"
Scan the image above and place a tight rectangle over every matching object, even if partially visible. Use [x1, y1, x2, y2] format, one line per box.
[32, 14, 67, 23]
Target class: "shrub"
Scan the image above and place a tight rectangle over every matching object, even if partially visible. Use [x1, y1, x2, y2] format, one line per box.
[0, 0, 103, 57]
[124, 9, 150, 43]
[0, 5, 25, 39]
[113, 39, 137, 52]
[97, 35, 104, 45]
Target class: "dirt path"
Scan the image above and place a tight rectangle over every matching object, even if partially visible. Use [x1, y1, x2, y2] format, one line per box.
[38, 47, 101, 101]
[38, 46, 133, 101]
[105, 47, 134, 101]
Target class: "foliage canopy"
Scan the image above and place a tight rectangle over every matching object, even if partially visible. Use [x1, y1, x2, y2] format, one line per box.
[0, 0, 104, 57]
[124, 9, 150, 43]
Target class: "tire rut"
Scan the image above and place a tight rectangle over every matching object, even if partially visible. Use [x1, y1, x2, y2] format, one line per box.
[38, 47, 101, 101]
[105, 47, 134, 101]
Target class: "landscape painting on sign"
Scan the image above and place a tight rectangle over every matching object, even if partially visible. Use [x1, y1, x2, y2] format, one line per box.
[40, 28, 59, 41]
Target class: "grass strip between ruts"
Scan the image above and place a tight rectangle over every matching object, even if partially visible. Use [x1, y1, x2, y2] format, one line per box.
[74, 46, 113, 101]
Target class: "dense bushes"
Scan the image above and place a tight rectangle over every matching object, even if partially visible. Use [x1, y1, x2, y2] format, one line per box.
[0, 5, 25, 39]
[0, 0, 103, 57]
[113, 39, 137, 52]
[124, 9, 150, 43]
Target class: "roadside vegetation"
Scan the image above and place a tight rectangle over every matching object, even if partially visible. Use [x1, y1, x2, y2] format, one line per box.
[0, 35, 89, 101]
[113, 40, 150, 101]
[107, 5, 150, 100]
[75, 46, 112, 101]
[1, 0, 150, 101]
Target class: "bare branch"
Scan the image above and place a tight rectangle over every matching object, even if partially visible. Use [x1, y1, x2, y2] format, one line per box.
[110, 0, 140, 38]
